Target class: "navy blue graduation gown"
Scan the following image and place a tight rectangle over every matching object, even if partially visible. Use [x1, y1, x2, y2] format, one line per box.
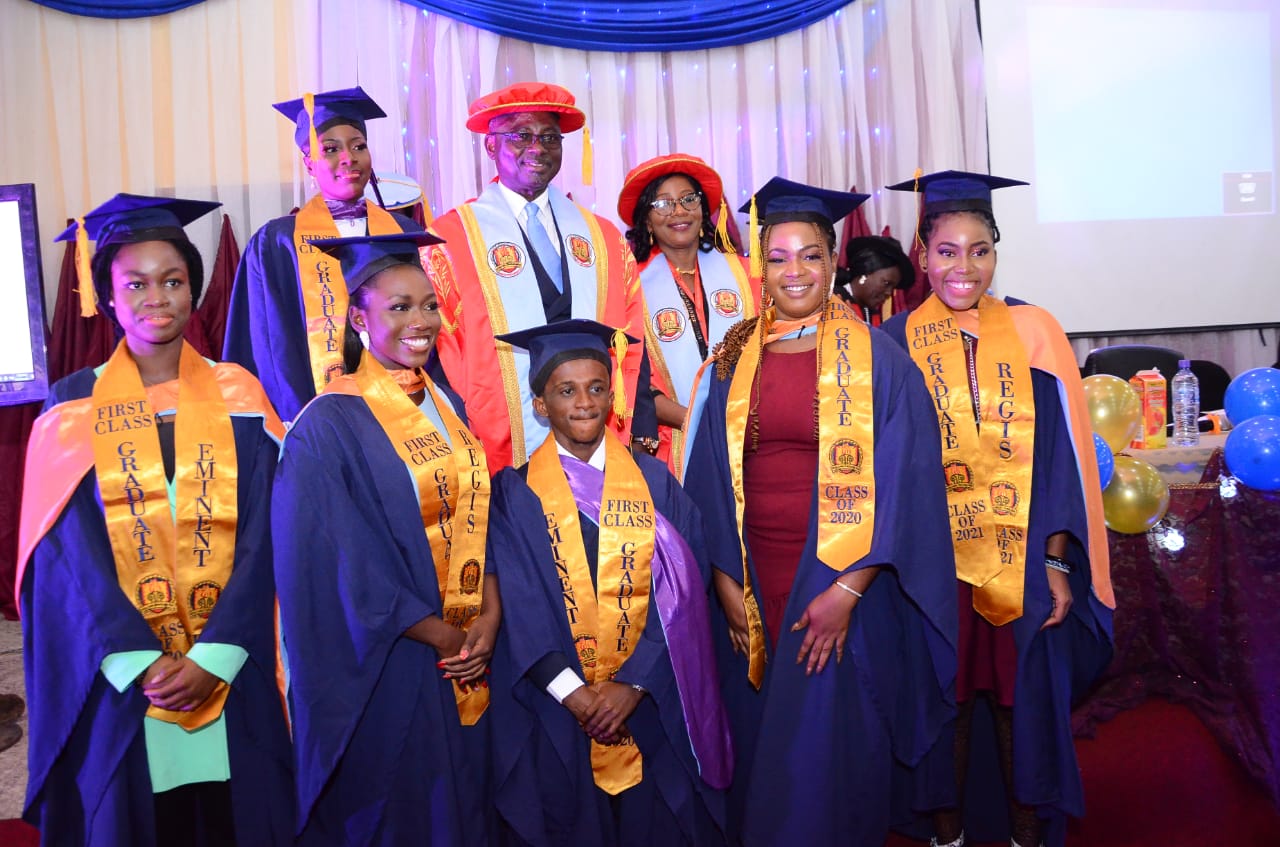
[882, 306, 1114, 846]
[488, 453, 726, 847]
[682, 327, 959, 846]
[223, 211, 422, 421]
[21, 368, 294, 847]
[272, 388, 489, 846]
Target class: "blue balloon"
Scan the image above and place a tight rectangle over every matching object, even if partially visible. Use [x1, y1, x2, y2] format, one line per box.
[1093, 432, 1115, 490]
[1225, 367, 1280, 425]
[1224, 414, 1280, 491]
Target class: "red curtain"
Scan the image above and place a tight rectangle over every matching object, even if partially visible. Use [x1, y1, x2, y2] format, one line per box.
[195, 213, 241, 360]
[2, 236, 119, 618]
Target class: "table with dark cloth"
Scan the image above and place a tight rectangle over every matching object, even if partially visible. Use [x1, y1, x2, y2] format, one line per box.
[1072, 441, 1280, 808]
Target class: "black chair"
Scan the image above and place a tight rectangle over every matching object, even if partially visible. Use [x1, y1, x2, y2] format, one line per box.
[1190, 359, 1232, 411]
[1082, 344, 1186, 424]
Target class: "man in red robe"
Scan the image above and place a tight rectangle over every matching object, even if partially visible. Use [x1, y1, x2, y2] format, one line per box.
[424, 82, 656, 469]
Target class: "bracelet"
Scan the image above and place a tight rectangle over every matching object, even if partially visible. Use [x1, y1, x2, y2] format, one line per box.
[1045, 554, 1072, 575]
[629, 683, 646, 695]
[631, 436, 660, 455]
[832, 580, 863, 599]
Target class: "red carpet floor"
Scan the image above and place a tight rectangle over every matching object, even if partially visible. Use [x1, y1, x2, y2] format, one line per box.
[887, 698, 1280, 847]
[2, 699, 1276, 846]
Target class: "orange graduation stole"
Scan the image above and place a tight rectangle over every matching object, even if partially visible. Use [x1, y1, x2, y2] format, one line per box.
[91, 340, 238, 729]
[328, 352, 493, 723]
[293, 195, 403, 393]
[526, 435, 656, 795]
[906, 294, 1035, 625]
[724, 300, 876, 688]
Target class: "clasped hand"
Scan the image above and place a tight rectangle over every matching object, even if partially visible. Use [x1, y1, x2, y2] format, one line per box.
[563, 681, 643, 744]
[142, 654, 220, 712]
[436, 611, 499, 690]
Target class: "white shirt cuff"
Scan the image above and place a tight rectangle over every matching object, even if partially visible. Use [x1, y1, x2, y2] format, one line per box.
[546, 668, 587, 704]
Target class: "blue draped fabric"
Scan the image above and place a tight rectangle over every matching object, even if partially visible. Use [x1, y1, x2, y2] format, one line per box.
[30, 0, 204, 18]
[33, 0, 857, 51]
[407, 0, 857, 50]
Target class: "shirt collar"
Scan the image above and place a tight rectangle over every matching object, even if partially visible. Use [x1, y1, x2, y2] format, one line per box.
[496, 180, 551, 221]
[555, 437, 606, 471]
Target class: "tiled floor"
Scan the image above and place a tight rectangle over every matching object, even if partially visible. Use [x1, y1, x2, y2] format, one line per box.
[0, 619, 27, 820]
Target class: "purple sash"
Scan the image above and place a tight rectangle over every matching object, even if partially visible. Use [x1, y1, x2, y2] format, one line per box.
[561, 454, 733, 790]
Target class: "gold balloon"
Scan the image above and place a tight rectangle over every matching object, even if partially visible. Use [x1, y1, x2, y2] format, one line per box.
[1082, 375, 1142, 453]
[1102, 455, 1170, 534]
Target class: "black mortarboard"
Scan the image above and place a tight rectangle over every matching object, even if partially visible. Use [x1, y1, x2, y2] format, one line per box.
[495, 319, 638, 409]
[311, 232, 444, 294]
[737, 177, 869, 224]
[55, 193, 221, 317]
[272, 86, 386, 160]
[54, 193, 221, 249]
[885, 169, 1028, 215]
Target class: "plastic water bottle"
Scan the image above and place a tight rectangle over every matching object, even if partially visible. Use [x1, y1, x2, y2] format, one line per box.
[1171, 360, 1200, 447]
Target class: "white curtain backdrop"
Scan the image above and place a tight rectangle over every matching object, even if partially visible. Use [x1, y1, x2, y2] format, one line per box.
[1, 0, 987, 314]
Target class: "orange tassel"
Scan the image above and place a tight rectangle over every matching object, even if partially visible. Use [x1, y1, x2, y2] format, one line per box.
[74, 217, 96, 317]
[610, 328, 628, 422]
[748, 194, 761, 280]
[304, 92, 320, 164]
[715, 196, 732, 253]
[912, 166, 926, 255]
[581, 126, 594, 187]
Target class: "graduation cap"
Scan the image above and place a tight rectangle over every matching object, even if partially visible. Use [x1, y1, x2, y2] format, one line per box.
[467, 81, 594, 187]
[55, 193, 221, 318]
[494, 319, 638, 420]
[737, 177, 870, 278]
[311, 231, 444, 294]
[272, 86, 386, 163]
[465, 82, 586, 134]
[885, 169, 1028, 216]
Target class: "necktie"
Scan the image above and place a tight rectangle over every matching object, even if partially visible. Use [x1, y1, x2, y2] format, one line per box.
[524, 202, 565, 294]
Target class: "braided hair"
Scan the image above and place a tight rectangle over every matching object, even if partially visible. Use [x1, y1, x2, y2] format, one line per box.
[714, 216, 844, 449]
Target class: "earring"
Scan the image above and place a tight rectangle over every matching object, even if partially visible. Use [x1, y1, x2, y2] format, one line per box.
[857, 274, 867, 286]
[358, 329, 371, 349]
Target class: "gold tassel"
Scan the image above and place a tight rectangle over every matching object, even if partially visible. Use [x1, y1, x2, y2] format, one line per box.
[74, 217, 96, 317]
[715, 196, 732, 253]
[421, 190, 435, 226]
[610, 328, 628, 422]
[304, 92, 320, 163]
[748, 194, 761, 280]
[912, 166, 926, 255]
[581, 126, 594, 187]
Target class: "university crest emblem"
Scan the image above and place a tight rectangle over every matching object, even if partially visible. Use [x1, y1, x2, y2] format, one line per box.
[828, 438, 864, 475]
[188, 580, 222, 619]
[574, 634, 599, 669]
[943, 459, 975, 493]
[711, 288, 743, 318]
[653, 308, 685, 342]
[460, 559, 482, 595]
[137, 574, 176, 615]
[989, 480, 1021, 517]
[567, 235, 594, 267]
[488, 242, 525, 278]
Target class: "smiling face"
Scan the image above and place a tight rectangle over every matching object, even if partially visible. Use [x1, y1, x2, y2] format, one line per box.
[348, 264, 441, 371]
[109, 240, 193, 354]
[303, 122, 371, 203]
[922, 212, 997, 311]
[485, 111, 564, 201]
[533, 357, 613, 460]
[763, 220, 834, 321]
[646, 174, 703, 255]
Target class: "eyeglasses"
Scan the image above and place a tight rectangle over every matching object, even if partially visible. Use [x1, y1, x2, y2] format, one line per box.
[649, 193, 703, 216]
[491, 131, 564, 150]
